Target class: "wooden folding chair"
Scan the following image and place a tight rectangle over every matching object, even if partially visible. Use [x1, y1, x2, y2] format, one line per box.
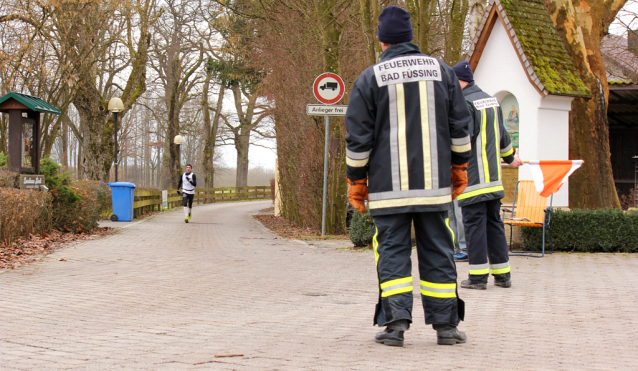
[502, 180, 554, 257]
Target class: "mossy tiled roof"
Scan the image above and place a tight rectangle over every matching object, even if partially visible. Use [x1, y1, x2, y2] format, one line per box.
[471, 0, 591, 98]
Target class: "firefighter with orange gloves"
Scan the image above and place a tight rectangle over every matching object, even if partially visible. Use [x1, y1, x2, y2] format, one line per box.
[345, 5, 472, 347]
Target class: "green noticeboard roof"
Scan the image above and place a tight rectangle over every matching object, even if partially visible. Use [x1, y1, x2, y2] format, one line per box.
[0, 92, 61, 115]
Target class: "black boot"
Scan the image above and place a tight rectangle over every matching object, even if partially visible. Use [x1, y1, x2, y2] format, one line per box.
[460, 279, 486, 290]
[494, 273, 512, 288]
[375, 319, 408, 347]
[433, 324, 467, 345]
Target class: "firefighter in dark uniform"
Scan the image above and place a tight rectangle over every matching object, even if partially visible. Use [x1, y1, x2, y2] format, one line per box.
[451, 61, 524, 290]
[345, 6, 472, 346]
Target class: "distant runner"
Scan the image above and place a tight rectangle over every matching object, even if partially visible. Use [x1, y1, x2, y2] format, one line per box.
[177, 164, 197, 223]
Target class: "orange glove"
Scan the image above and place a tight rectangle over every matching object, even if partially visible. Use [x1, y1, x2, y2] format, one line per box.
[347, 177, 368, 214]
[451, 163, 468, 200]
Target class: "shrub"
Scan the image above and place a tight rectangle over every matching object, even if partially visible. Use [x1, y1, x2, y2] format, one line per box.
[619, 189, 635, 211]
[0, 152, 7, 169]
[0, 170, 18, 188]
[40, 157, 81, 205]
[349, 210, 376, 247]
[0, 188, 52, 245]
[521, 208, 638, 253]
[52, 181, 111, 233]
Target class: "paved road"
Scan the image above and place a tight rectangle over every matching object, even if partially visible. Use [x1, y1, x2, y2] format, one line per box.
[1, 201, 637, 370]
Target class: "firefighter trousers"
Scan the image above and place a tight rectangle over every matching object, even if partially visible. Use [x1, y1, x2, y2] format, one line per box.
[372, 211, 464, 327]
[461, 199, 511, 284]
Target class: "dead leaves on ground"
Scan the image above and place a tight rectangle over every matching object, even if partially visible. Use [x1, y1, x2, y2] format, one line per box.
[253, 208, 320, 238]
[0, 228, 112, 270]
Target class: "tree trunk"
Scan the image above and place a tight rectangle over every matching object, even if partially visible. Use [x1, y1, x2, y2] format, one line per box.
[74, 75, 113, 181]
[320, 0, 347, 234]
[77, 134, 83, 180]
[61, 117, 68, 171]
[165, 79, 181, 189]
[406, 0, 435, 55]
[359, 0, 380, 65]
[544, 0, 626, 209]
[0, 116, 7, 155]
[235, 131, 250, 187]
[202, 77, 225, 188]
[467, 0, 488, 44]
[445, 0, 470, 64]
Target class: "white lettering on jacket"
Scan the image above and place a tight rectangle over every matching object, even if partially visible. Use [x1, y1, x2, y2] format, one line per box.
[374, 56, 442, 87]
[472, 97, 500, 110]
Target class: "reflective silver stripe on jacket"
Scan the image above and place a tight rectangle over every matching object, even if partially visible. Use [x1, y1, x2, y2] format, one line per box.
[500, 143, 512, 154]
[427, 81, 439, 189]
[451, 135, 472, 153]
[369, 187, 452, 201]
[346, 148, 371, 160]
[346, 148, 371, 167]
[388, 84, 401, 191]
[419, 81, 432, 189]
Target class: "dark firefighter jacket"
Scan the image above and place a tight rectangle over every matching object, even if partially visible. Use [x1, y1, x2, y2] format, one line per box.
[345, 43, 472, 216]
[456, 82, 515, 207]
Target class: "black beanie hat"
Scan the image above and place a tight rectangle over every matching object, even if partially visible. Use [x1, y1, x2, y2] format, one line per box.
[377, 6, 413, 44]
[452, 61, 474, 83]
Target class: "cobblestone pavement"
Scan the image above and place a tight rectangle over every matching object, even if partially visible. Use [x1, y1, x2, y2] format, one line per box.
[1, 201, 637, 370]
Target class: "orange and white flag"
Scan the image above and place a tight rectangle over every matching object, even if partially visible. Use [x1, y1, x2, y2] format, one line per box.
[528, 160, 583, 197]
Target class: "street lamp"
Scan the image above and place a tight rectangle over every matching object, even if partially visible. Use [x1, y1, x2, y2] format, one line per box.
[174, 134, 184, 175]
[108, 97, 124, 182]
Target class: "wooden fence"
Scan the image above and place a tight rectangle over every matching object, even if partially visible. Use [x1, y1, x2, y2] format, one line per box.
[132, 185, 272, 218]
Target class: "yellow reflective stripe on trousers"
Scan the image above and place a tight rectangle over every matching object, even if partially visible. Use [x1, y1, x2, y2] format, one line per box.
[481, 108, 490, 183]
[373, 227, 380, 267]
[380, 276, 413, 297]
[490, 262, 511, 275]
[469, 263, 489, 276]
[420, 281, 457, 298]
[373, 227, 380, 295]
[445, 217, 455, 246]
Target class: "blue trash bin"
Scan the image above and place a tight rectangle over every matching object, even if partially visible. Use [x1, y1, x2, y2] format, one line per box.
[107, 182, 136, 222]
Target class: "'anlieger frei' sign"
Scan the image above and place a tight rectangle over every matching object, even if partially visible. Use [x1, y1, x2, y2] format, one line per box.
[306, 104, 347, 116]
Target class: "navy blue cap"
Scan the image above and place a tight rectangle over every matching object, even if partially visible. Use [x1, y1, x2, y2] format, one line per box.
[452, 61, 474, 83]
[377, 6, 413, 44]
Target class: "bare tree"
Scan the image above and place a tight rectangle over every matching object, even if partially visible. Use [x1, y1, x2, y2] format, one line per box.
[208, 5, 272, 187]
[151, 0, 205, 188]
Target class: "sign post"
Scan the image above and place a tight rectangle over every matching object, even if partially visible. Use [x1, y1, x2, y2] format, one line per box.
[308, 73, 346, 236]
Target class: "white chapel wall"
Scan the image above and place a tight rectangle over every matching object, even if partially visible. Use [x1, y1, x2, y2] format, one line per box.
[472, 18, 572, 207]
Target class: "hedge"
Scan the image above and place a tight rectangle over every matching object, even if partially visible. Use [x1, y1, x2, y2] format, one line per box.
[521, 208, 638, 253]
[0, 170, 18, 188]
[51, 181, 111, 233]
[349, 210, 376, 247]
[0, 188, 52, 245]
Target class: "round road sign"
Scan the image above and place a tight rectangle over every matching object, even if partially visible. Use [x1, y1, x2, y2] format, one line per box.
[313, 73, 345, 105]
